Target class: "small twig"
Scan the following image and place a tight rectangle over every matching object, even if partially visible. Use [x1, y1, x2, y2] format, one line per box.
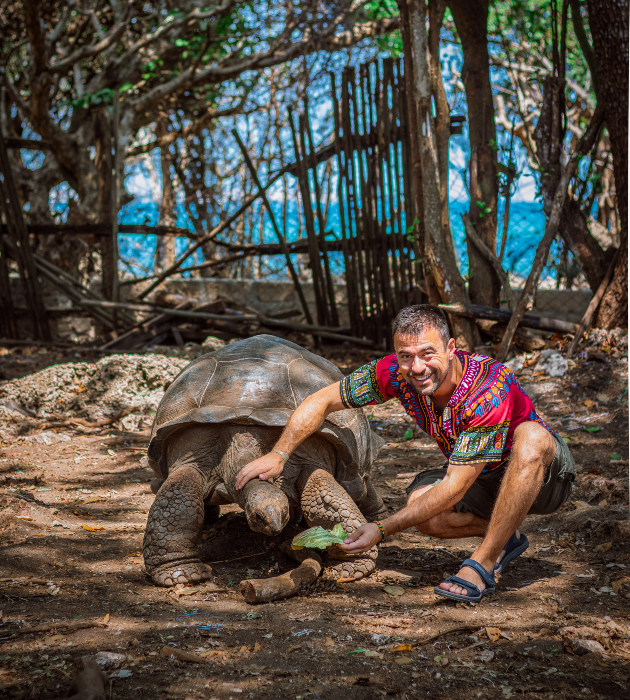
[40, 407, 138, 430]
[208, 548, 271, 564]
[410, 625, 480, 647]
[5, 619, 108, 639]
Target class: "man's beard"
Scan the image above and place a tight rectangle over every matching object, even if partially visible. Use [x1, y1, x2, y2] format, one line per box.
[406, 359, 449, 396]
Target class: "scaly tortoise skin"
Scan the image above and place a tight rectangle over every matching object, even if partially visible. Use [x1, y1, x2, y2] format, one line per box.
[143, 334, 386, 587]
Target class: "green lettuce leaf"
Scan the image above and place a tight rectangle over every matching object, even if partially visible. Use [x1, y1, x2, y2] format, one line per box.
[291, 524, 348, 550]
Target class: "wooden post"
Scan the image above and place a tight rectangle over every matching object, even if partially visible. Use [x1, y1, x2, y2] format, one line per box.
[232, 129, 314, 325]
[0, 126, 51, 340]
[111, 88, 120, 326]
[565, 249, 619, 357]
[0, 223, 17, 338]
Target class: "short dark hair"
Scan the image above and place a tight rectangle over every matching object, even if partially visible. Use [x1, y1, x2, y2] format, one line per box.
[392, 305, 451, 347]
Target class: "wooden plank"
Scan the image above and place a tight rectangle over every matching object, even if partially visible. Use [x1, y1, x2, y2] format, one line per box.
[438, 302, 578, 334]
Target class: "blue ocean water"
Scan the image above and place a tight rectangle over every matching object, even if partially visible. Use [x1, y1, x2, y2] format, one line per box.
[118, 195, 556, 283]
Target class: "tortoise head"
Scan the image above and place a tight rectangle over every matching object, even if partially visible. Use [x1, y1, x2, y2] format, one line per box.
[242, 480, 289, 536]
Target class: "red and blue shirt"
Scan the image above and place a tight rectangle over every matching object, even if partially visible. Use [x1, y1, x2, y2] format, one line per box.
[339, 349, 552, 472]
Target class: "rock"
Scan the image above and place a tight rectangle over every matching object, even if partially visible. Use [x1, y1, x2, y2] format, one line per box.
[371, 633, 390, 646]
[201, 336, 227, 352]
[95, 651, 127, 670]
[535, 349, 568, 378]
[571, 639, 606, 656]
[504, 356, 525, 374]
[23, 431, 72, 445]
[0, 354, 188, 421]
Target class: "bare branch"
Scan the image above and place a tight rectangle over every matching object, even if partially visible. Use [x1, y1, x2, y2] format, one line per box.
[49, 19, 128, 74]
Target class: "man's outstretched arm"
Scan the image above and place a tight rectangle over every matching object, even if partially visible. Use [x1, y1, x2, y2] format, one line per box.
[339, 461, 486, 553]
[235, 381, 346, 490]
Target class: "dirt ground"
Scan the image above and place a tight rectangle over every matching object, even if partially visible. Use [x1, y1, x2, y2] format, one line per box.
[0, 337, 628, 700]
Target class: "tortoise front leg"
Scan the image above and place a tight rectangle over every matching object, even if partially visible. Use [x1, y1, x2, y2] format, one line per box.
[299, 468, 378, 581]
[143, 466, 213, 587]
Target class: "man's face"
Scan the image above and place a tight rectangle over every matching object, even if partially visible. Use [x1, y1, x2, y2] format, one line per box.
[394, 327, 455, 396]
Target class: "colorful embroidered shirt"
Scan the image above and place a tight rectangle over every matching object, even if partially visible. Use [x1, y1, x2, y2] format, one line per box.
[339, 350, 552, 471]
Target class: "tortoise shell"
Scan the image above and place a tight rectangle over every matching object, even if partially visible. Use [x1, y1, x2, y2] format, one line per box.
[148, 335, 382, 487]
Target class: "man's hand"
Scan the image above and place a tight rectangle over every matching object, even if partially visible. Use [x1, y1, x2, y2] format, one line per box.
[338, 523, 382, 554]
[236, 453, 284, 490]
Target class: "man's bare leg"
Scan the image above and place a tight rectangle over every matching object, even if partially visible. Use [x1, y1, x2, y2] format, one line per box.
[439, 422, 556, 596]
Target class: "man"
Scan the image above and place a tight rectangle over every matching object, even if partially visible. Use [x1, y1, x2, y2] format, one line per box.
[236, 305, 576, 603]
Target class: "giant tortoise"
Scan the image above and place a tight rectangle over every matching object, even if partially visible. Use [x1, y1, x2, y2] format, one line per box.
[144, 334, 386, 587]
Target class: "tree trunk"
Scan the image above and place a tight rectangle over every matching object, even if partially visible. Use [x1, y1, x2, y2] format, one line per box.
[93, 108, 114, 300]
[156, 119, 177, 273]
[403, 0, 479, 349]
[559, 197, 613, 292]
[586, 0, 628, 328]
[449, 0, 501, 307]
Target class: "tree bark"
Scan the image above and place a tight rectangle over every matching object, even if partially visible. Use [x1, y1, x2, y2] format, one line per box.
[586, 0, 628, 328]
[449, 0, 500, 307]
[93, 108, 114, 300]
[156, 119, 177, 273]
[402, 0, 479, 350]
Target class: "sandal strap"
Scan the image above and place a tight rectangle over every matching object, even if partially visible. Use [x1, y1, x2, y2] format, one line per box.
[461, 558, 495, 587]
[504, 532, 521, 553]
[442, 575, 482, 597]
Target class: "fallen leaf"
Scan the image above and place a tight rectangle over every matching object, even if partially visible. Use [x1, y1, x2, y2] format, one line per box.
[582, 426, 601, 432]
[532, 371, 546, 377]
[391, 644, 413, 652]
[239, 646, 249, 653]
[596, 394, 609, 404]
[610, 453, 622, 461]
[402, 429, 414, 440]
[394, 656, 412, 665]
[383, 585, 405, 596]
[594, 542, 612, 553]
[364, 650, 383, 658]
[81, 524, 105, 531]
[173, 586, 206, 597]
[485, 626, 502, 643]
[612, 580, 624, 594]
[253, 642, 262, 652]
[583, 400, 596, 408]
[103, 613, 110, 623]
[324, 636, 335, 647]
[572, 501, 591, 510]
[43, 634, 65, 645]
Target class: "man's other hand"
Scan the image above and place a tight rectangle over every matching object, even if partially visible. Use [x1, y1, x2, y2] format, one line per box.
[339, 523, 382, 553]
[236, 453, 285, 490]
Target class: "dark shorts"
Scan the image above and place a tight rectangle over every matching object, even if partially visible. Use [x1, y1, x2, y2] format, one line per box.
[405, 432, 576, 520]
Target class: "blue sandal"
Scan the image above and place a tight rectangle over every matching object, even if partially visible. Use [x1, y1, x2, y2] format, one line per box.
[434, 558, 495, 603]
[494, 532, 529, 574]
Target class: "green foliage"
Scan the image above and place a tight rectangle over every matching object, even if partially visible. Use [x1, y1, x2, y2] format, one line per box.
[366, 0, 402, 57]
[292, 524, 347, 550]
[488, 0, 594, 89]
[475, 201, 492, 218]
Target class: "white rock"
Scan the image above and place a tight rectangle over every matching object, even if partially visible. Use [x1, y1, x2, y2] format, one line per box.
[24, 431, 71, 445]
[535, 350, 568, 378]
[504, 356, 525, 373]
[95, 651, 127, 669]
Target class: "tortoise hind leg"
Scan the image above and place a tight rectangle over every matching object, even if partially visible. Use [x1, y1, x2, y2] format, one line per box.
[298, 468, 378, 581]
[143, 466, 213, 587]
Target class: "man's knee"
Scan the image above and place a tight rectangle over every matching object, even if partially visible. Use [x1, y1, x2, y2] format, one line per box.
[512, 422, 556, 468]
[414, 510, 454, 537]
